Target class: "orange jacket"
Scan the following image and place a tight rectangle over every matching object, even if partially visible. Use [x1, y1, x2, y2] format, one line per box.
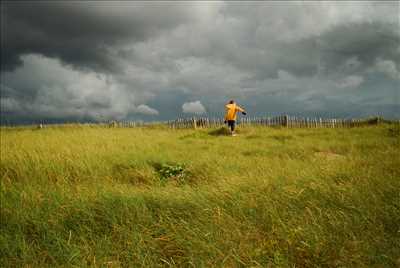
[224, 103, 245, 121]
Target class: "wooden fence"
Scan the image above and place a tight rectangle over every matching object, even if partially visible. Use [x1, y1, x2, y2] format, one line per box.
[108, 121, 147, 128]
[10, 115, 395, 129]
[166, 115, 385, 129]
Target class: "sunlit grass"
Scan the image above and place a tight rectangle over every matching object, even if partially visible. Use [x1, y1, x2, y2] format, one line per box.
[1, 124, 399, 267]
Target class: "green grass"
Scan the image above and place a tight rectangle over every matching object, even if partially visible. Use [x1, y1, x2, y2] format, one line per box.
[1, 124, 399, 267]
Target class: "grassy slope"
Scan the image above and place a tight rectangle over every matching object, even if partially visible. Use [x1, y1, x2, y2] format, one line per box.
[1, 125, 399, 267]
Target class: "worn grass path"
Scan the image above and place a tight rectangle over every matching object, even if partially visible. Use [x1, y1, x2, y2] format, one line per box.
[1, 125, 399, 267]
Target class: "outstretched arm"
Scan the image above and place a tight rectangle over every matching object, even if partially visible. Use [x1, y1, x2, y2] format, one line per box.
[236, 106, 246, 114]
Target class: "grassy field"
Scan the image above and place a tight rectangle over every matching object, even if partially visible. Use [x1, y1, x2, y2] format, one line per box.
[1, 124, 399, 267]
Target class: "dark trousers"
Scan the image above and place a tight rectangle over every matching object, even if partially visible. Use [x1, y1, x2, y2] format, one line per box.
[227, 120, 235, 131]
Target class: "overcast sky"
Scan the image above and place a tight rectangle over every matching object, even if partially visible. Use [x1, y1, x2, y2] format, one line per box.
[1, 1, 399, 123]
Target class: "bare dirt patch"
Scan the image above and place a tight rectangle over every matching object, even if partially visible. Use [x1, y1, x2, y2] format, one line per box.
[314, 151, 345, 161]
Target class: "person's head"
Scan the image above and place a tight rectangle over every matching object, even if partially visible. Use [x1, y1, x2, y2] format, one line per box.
[229, 100, 234, 104]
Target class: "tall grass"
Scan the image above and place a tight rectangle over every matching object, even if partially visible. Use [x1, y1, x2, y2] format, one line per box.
[1, 124, 399, 267]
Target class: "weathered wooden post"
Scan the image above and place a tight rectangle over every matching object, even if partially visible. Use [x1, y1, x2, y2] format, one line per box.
[283, 115, 288, 128]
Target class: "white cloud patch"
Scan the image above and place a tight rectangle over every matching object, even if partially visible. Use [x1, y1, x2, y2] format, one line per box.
[0, 97, 21, 112]
[336, 75, 364, 89]
[374, 58, 399, 80]
[136, 104, 159, 115]
[182, 100, 206, 114]
[277, 70, 296, 81]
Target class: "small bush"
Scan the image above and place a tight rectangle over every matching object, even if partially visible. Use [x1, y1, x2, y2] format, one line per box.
[154, 163, 186, 182]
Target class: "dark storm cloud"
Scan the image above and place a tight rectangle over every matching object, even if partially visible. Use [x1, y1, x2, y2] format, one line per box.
[251, 21, 400, 80]
[1, 1, 194, 72]
[318, 22, 400, 76]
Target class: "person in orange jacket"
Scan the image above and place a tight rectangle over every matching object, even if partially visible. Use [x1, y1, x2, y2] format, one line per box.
[224, 100, 246, 136]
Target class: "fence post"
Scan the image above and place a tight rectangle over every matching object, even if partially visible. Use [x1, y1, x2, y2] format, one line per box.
[283, 115, 288, 128]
